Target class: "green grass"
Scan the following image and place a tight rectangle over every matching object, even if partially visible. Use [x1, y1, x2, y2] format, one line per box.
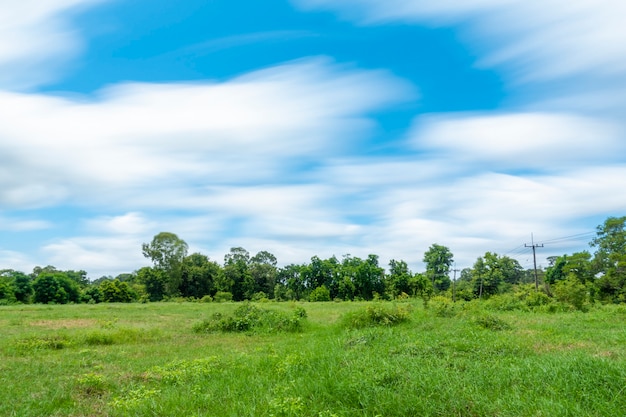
[1, 301, 625, 416]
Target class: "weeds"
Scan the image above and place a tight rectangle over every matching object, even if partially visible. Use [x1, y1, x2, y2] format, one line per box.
[193, 303, 306, 334]
[342, 303, 411, 328]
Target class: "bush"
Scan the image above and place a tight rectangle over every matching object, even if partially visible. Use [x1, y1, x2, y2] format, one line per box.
[213, 291, 233, 303]
[200, 295, 213, 303]
[251, 291, 269, 302]
[193, 303, 306, 334]
[473, 313, 512, 331]
[342, 303, 412, 329]
[309, 285, 331, 302]
[427, 295, 456, 317]
[553, 277, 589, 311]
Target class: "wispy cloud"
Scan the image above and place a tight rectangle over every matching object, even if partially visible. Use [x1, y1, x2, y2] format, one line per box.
[293, 0, 626, 84]
[0, 58, 414, 210]
[410, 112, 624, 171]
[0, 0, 105, 90]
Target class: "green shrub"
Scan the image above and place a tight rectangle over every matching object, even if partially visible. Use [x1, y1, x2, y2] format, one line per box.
[84, 331, 115, 346]
[473, 313, 512, 331]
[193, 303, 306, 334]
[342, 303, 411, 329]
[427, 295, 456, 317]
[554, 277, 589, 311]
[14, 335, 70, 351]
[309, 285, 331, 302]
[200, 295, 213, 303]
[251, 291, 269, 302]
[75, 372, 108, 396]
[213, 291, 233, 303]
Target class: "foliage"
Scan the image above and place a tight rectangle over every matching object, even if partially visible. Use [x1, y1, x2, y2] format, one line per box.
[32, 272, 79, 304]
[99, 279, 137, 303]
[472, 313, 512, 331]
[80, 285, 104, 304]
[11, 271, 33, 303]
[427, 295, 457, 317]
[213, 291, 233, 302]
[136, 266, 168, 302]
[553, 277, 590, 311]
[309, 285, 331, 302]
[342, 303, 412, 328]
[142, 232, 188, 296]
[179, 253, 220, 299]
[423, 244, 454, 292]
[471, 252, 522, 298]
[193, 303, 306, 333]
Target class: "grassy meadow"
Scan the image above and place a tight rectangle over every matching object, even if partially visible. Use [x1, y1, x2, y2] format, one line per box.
[1, 300, 625, 417]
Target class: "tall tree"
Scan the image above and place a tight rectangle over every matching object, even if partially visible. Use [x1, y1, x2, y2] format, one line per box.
[222, 247, 254, 301]
[423, 244, 454, 292]
[591, 216, 626, 302]
[386, 259, 413, 298]
[142, 232, 188, 296]
[136, 267, 168, 302]
[180, 253, 220, 299]
[249, 251, 278, 297]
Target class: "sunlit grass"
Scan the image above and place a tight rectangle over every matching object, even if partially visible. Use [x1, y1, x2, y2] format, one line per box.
[1, 301, 624, 416]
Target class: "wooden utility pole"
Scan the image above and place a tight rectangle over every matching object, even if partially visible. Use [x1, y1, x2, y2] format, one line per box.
[525, 234, 544, 291]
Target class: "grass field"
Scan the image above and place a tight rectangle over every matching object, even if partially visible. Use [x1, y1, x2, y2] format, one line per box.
[1, 300, 625, 416]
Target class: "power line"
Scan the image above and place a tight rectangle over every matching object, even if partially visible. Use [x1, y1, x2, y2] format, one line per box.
[525, 233, 544, 292]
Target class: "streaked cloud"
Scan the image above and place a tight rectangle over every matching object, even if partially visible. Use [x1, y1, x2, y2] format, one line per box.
[0, 0, 104, 90]
[410, 112, 624, 170]
[293, 0, 626, 82]
[0, 58, 413, 210]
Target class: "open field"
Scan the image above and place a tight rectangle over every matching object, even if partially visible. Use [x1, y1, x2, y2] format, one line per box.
[1, 301, 625, 417]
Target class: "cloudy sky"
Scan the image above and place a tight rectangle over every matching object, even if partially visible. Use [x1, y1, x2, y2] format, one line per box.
[1, 0, 625, 278]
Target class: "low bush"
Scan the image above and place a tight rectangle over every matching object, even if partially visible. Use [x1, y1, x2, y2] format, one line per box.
[342, 303, 411, 329]
[193, 303, 306, 334]
[472, 313, 512, 331]
[427, 295, 457, 317]
[213, 291, 233, 303]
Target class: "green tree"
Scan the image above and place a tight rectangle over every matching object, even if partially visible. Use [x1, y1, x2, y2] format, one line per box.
[142, 232, 188, 296]
[221, 247, 254, 301]
[309, 285, 331, 302]
[591, 216, 626, 302]
[1, 270, 32, 303]
[32, 272, 79, 304]
[0, 278, 16, 303]
[472, 253, 505, 298]
[386, 259, 413, 298]
[277, 264, 305, 301]
[545, 255, 568, 285]
[303, 256, 340, 296]
[136, 266, 168, 302]
[100, 279, 137, 302]
[345, 254, 385, 300]
[249, 251, 278, 297]
[423, 244, 454, 292]
[180, 253, 221, 299]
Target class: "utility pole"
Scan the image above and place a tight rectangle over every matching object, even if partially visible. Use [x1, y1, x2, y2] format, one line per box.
[525, 234, 544, 292]
[451, 265, 460, 302]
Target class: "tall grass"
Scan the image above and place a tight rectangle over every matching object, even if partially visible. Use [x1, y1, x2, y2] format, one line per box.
[0, 301, 624, 416]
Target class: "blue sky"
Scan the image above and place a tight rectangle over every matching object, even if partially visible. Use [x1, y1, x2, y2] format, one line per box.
[1, 0, 625, 278]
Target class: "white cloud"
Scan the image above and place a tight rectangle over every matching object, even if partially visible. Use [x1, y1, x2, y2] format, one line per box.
[0, 216, 52, 232]
[0, 58, 413, 209]
[294, 0, 626, 82]
[0, 0, 104, 90]
[410, 112, 624, 170]
[42, 236, 147, 278]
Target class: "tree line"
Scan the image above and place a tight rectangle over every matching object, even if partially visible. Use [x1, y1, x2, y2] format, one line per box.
[1, 217, 624, 305]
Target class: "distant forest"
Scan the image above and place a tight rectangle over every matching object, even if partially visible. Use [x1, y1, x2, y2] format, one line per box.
[1, 216, 625, 308]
